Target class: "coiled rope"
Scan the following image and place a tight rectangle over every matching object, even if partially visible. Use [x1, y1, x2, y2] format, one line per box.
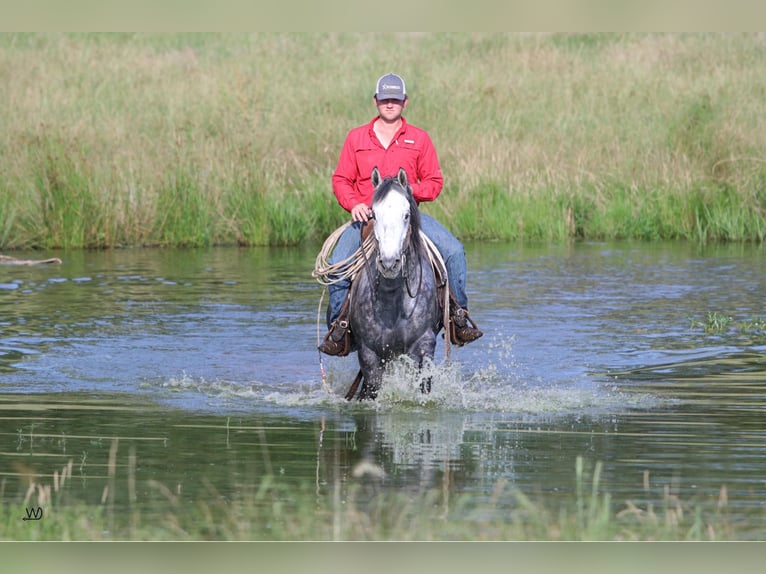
[312, 221, 378, 287]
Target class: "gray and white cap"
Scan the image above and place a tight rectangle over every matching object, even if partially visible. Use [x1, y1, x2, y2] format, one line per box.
[375, 73, 407, 101]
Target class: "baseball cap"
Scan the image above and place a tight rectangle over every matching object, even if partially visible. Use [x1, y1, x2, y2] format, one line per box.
[375, 73, 407, 101]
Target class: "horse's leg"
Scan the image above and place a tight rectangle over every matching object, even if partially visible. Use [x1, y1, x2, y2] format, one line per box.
[420, 371, 432, 394]
[357, 345, 384, 400]
[344, 369, 364, 401]
[409, 332, 437, 394]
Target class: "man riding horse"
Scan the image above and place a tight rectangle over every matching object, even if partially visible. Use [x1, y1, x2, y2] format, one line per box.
[319, 72, 482, 356]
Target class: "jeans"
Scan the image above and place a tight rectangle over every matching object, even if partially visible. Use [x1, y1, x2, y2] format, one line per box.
[326, 213, 468, 326]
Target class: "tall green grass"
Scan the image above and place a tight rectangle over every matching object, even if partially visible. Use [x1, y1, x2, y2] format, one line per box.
[1, 33, 765, 248]
[0, 453, 740, 541]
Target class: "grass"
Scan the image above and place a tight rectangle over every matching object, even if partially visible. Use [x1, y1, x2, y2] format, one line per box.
[0, 452, 742, 541]
[1, 33, 766, 248]
[690, 311, 766, 340]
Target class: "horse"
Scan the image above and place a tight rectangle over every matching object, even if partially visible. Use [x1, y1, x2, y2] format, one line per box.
[345, 167, 440, 400]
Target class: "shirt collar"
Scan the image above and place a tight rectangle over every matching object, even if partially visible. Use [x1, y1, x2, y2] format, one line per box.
[368, 115, 408, 135]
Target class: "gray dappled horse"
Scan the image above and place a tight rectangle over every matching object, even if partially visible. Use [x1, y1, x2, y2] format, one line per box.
[347, 167, 440, 400]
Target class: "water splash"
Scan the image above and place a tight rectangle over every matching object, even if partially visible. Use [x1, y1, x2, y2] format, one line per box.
[369, 356, 653, 414]
[152, 370, 348, 412]
[151, 334, 662, 415]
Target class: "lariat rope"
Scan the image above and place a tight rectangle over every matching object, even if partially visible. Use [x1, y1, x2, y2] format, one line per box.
[312, 221, 379, 286]
[311, 221, 452, 389]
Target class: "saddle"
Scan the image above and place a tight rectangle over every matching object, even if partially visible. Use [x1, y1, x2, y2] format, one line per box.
[360, 218, 375, 242]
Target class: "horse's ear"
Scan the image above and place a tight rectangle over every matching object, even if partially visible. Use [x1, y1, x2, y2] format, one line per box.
[397, 167, 408, 189]
[371, 167, 381, 188]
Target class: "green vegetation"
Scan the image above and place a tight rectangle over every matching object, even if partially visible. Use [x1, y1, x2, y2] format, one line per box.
[1, 33, 766, 248]
[690, 311, 766, 340]
[0, 454, 740, 541]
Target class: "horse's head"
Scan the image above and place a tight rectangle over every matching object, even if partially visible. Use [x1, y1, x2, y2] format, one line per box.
[371, 167, 420, 279]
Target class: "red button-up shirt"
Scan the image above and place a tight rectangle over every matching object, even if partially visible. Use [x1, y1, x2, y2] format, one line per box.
[331, 116, 444, 213]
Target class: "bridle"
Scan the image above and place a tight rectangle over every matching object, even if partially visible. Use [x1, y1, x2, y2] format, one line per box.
[368, 212, 423, 301]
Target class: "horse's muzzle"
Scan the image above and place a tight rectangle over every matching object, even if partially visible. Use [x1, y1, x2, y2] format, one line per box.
[377, 254, 403, 279]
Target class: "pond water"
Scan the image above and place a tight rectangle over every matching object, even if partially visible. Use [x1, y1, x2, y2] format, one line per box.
[1, 241, 766, 538]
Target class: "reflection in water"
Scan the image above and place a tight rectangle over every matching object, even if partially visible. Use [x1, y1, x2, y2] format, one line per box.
[2, 242, 766, 537]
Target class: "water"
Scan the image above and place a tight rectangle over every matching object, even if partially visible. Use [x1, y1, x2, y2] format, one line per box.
[2, 241, 766, 538]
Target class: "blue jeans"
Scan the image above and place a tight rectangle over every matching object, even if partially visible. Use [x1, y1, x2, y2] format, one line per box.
[327, 213, 468, 326]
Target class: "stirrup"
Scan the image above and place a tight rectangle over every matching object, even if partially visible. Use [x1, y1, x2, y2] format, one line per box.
[318, 318, 352, 356]
[449, 307, 483, 346]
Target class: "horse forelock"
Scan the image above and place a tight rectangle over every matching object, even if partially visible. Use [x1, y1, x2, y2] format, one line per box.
[371, 176, 399, 206]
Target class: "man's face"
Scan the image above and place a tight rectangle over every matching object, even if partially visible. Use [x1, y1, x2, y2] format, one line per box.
[375, 97, 407, 121]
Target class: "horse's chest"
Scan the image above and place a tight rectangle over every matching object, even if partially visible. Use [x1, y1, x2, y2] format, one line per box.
[351, 294, 410, 337]
[366, 324, 415, 356]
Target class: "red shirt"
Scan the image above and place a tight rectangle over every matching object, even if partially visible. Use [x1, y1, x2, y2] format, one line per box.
[331, 116, 444, 212]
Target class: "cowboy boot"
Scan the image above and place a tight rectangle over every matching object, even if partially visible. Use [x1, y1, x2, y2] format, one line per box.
[318, 292, 353, 356]
[446, 288, 483, 346]
[450, 306, 483, 346]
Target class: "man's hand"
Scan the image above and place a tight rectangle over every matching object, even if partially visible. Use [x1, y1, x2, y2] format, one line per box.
[351, 203, 372, 223]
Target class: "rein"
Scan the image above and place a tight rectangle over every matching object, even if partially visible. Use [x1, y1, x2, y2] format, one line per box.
[402, 231, 423, 300]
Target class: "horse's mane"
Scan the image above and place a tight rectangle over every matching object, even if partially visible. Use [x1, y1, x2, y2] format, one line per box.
[372, 176, 424, 258]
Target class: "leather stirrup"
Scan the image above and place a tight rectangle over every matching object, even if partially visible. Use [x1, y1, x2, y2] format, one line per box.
[319, 291, 353, 356]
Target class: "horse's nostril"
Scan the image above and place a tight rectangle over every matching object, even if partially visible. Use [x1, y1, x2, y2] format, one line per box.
[378, 255, 401, 273]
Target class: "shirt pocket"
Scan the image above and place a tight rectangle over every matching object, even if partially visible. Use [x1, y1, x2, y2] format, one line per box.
[355, 147, 382, 180]
[391, 144, 420, 178]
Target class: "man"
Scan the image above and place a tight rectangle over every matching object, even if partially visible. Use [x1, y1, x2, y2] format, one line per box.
[319, 73, 482, 356]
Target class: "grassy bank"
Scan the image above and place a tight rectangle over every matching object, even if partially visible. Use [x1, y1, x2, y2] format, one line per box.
[0, 455, 740, 541]
[1, 33, 765, 248]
